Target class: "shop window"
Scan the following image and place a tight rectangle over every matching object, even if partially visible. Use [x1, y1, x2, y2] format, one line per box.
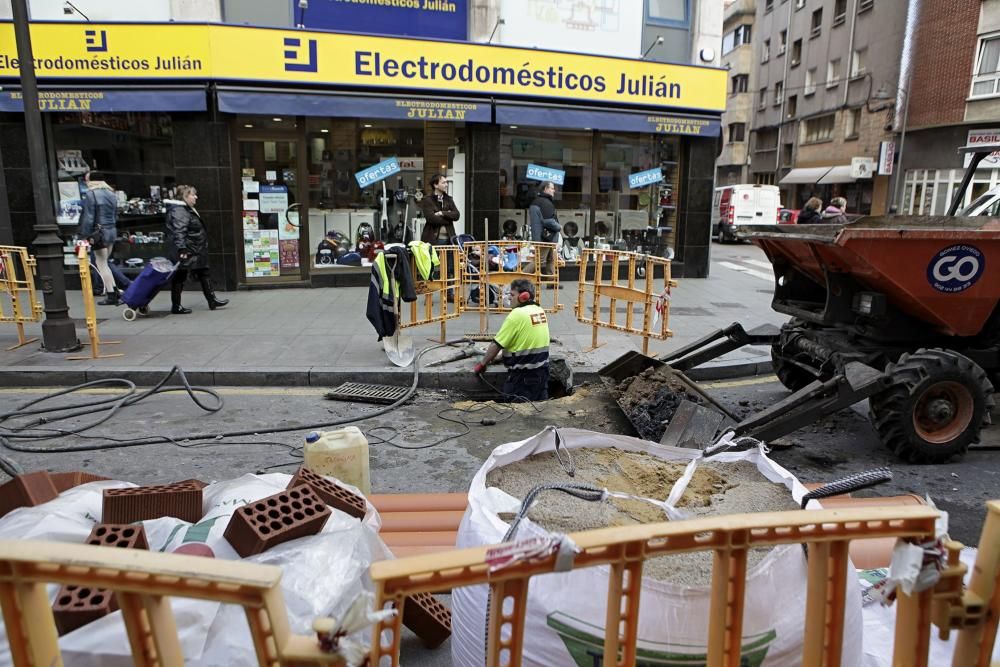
[971, 35, 1000, 98]
[845, 108, 862, 139]
[811, 9, 823, 38]
[833, 0, 847, 25]
[801, 113, 835, 144]
[791, 39, 802, 67]
[500, 127, 594, 220]
[51, 112, 176, 280]
[827, 58, 841, 88]
[732, 74, 749, 94]
[805, 68, 817, 95]
[851, 47, 867, 78]
[728, 123, 746, 143]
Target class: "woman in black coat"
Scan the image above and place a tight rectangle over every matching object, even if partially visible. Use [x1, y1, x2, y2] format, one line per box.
[165, 185, 228, 314]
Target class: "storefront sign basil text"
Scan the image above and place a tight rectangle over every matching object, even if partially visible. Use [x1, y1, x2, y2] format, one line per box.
[0, 23, 726, 113]
[927, 244, 985, 293]
[355, 158, 401, 187]
[628, 167, 664, 189]
[525, 164, 565, 186]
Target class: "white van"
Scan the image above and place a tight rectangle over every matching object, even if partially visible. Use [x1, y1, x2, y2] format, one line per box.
[711, 184, 782, 242]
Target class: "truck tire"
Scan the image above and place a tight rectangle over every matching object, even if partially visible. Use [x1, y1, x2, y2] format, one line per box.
[869, 348, 995, 464]
[771, 319, 818, 392]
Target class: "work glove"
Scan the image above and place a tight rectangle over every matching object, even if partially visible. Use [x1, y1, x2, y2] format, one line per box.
[473, 363, 486, 375]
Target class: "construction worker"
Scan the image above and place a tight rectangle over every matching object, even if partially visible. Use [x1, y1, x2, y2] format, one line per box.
[474, 278, 551, 401]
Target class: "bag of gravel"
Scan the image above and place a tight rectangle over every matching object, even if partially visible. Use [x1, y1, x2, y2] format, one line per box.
[452, 427, 863, 667]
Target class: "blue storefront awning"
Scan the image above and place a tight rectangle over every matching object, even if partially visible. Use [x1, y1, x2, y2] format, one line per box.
[217, 89, 492, 123]
[495, 102, 721, 138]
[0, 88, 207, 113]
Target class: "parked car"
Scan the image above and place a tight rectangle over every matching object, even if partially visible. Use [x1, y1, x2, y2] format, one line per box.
[712, 184, 782, 242]
[778, 208, 799, 224]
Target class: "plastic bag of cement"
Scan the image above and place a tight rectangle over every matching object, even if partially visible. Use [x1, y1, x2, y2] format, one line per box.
[452, 427, 864, 667]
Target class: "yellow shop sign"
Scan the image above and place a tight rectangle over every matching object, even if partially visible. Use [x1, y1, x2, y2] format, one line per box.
[0, 22, 726, 112]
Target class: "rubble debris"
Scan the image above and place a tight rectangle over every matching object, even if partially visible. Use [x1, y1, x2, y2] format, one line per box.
[613, 367, 708, 441]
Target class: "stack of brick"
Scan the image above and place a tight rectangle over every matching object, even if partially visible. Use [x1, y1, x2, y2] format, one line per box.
[51, 524, 149, 634]
[102, 479, 206, 524]
[0, 471, 58, 518]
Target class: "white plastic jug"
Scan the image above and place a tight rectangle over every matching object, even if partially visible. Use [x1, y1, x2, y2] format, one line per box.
[303, 427, 371, 495]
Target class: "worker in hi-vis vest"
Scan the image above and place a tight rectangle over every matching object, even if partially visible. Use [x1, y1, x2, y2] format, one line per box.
[474, 278, 551, 401]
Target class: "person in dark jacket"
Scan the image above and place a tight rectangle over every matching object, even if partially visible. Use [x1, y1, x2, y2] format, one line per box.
[420, 174, 460, 301]
[528, 181, 562, 277]
[820, 196, 849, 224]
[165, 185, 228, 314]
[797, 197, 823, 224]
[78, 170, 121, 305]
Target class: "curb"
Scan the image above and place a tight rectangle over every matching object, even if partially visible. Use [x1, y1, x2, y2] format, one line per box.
[0, 360, 773, 389]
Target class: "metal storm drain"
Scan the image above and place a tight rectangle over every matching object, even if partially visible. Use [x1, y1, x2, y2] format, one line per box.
[462, 333, 495, 342]
[324, 382, 410, 405]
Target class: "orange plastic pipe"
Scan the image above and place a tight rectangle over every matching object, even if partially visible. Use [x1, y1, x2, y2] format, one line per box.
[380, 531, 458, 548]
[369, 493, 467, 513]
[379, 511, 466, 533]
[818, 494, 926, 569]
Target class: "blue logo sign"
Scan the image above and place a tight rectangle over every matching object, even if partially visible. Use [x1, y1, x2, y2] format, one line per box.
[84, 29, 108, 53]
[927, 244, 985, 293]
[355, 157, 401, 187]
[628, 167, 664, 189]
[299, 0, 468, 41]
[284, 37, 318, 73]
[525, 163, 565, 186]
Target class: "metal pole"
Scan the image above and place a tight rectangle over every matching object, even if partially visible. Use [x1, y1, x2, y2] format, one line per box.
[11, 0, 80, 352]
[889, 86, 912, 212]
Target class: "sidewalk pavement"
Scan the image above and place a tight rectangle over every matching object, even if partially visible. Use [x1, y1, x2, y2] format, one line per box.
[0, 266, 785, 387]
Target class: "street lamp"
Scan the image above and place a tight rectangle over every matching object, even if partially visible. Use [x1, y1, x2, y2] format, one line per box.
[642, 36, 664, 60]
[487, 17, 505, 44]
[11, 0, 80, 352]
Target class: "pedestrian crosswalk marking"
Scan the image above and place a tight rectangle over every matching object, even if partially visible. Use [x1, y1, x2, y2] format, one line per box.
[719, 261, 773, 282]
[746, 259, 774, 271]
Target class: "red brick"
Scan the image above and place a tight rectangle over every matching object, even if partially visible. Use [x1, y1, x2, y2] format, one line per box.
[223, 486, 331, 558]
[50, 471, 111, 494]
[102, 480, 204, 524]
[0, 471, 58, 518]
[402, 591, 452, 649]
[287, 467, 366, 520]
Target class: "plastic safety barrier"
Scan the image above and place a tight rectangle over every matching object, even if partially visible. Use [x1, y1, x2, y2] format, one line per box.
[369, 501, 1000, 667]
[0, 245, 43, 351]
[458, 240, 563, 337]
[400, 245, 462, 343]
[575, 248, 675, 355]
[66, 243, 122, 360]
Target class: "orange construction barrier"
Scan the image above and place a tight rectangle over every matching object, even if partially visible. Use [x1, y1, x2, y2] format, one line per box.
[400, 245, 462, 342]
[66, 243, 121, 360]
[575, 248, 675, 355]
[0, 245, 43, 351]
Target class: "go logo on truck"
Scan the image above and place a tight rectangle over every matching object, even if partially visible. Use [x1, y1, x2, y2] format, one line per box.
[927, 244, 985, 293]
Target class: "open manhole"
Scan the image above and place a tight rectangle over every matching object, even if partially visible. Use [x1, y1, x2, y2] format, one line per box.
[324, 382, 410, 405]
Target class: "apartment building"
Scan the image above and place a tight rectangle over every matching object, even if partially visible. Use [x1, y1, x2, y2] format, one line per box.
[749, 0, 907, 214]
[716, 0, 756, 185]
[897, 0, 1000, 215]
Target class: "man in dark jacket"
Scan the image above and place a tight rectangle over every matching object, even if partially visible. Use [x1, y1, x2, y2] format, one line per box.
[528, 181, 561, 277]
[165, 185, 228, 314]
[78, 170, 121, 305]
[797, 197, 823, 224]
[420, 174, 460, 300]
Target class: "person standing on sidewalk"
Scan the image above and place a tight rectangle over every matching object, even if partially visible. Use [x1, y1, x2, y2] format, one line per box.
[528, 181, 561, 278]
[165, 185, 228, 314]
[420, 174, 460, 301]
[78, 170, 121, 305]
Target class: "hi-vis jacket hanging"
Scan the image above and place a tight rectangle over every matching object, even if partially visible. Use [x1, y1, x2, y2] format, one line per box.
[407, 240, 440, 281]
[366, 246, 417, 340]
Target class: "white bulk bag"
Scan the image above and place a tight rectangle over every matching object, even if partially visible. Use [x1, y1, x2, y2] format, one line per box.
[452, 427, 863, 667]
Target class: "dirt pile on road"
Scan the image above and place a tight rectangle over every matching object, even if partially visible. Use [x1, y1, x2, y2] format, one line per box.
[612, 366, 707, 441]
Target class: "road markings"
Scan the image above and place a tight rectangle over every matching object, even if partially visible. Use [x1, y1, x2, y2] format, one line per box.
[746, 259, 774, 271]
[718, 261, 773, 282]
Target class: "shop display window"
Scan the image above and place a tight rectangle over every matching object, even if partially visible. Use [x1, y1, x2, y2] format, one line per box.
[51, 112, 176, 277]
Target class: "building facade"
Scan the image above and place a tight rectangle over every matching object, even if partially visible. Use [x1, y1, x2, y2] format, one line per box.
[896, 0, 1000, 216]
[716, 0, 756, 186]
[0, 0, 726, 293]
[748, 0, 907, 215]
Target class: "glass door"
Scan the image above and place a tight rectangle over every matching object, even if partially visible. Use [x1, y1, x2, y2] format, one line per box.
[238, 139, 303, 281]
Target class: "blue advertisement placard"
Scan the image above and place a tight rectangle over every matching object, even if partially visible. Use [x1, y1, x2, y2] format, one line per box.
[525, 163, 566, 185]
[355, 157, 401, 187]
[298, 0, 468, 41]
[628, 167, 664, 189]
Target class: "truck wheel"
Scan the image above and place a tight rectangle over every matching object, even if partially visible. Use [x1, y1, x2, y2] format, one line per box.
[771, 319, 817, 392]
[870, 349, 995, 463]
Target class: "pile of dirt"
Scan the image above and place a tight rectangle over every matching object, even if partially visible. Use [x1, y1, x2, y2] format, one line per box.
[487, 446, 800, 585]
[612, 366, 707, 441]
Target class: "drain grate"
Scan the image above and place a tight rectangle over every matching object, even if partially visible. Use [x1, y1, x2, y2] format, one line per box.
[324, 382, 410, 405]
[462, 333, 495, 341]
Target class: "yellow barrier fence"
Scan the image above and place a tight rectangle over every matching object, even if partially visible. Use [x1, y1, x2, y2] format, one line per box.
[67, 243, 122, 361]
[370, 501, 1000, 667]
[575, 248, 675, 355]
[0, 245, 43, 351]
[400, 245, 462, 343]
[458, 240, 563, 337]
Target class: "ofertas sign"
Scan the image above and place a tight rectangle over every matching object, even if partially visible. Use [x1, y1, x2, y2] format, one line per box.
[628, 167, 664, 189]
[0, 23, 726, 113]
[355, 157, 401, 187]
[525, 164, 565, 185]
